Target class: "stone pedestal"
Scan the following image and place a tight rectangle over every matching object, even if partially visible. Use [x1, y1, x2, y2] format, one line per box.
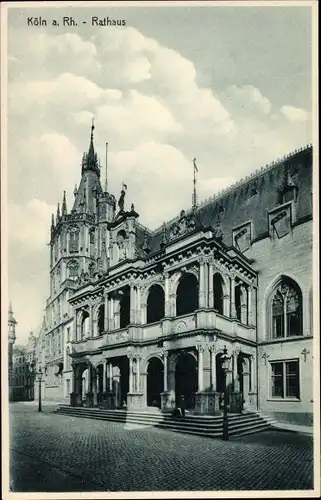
[230, 391, 244, 414]
[102, 391, 116, 409]
[126, 392, 145, 411]
[160, 391, 175, 412]
[70, 392, 82, 407]
[194, 391, 221, 415]
[85, 392, 94, 408]
[245, 392, 257, 412]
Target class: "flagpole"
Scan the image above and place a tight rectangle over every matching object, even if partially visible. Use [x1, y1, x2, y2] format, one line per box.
[105, 142, 108, 193]
[192, 158, 198, 211]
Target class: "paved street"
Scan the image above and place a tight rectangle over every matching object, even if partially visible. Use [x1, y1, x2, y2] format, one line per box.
[9, 402, 313, 493]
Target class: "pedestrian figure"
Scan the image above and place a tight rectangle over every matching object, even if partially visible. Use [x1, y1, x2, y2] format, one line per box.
[179, 394, 186, 418]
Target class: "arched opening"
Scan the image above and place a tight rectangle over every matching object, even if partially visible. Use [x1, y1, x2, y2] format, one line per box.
[235, 286, 242, 321]
[176, 273, 199, 316]
[119, 286, 130, 329]
[81, 310, 90, 339]
[175, 352, 197, 409]
[147, 357, 164, 407]
[117, 357, 129, 407]
[213, 273, 224, 315]
[270, 277, 303, 339]
[147, 285, 165, 324]
[97, 304, 105, 335]
[216, 353, 225, 393]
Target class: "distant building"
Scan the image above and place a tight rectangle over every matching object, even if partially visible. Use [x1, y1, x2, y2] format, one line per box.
[10, 332, 37, 402]
[8, 303, 17, 401]
[38, 125, 313, 426]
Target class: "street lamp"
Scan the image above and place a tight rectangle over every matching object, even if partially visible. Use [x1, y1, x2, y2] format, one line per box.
[221, 345, 231, 441]
[37, 366, 43, 412]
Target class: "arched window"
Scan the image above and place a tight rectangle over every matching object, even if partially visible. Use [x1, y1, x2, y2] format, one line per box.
[213, 273, 224, 315]
[81, 310, 90, 339]
[147, 285, 165, 324]
[270, 278, 302, 339]
[97, 304, 105, 335]
[119, 286, 130, 329]
[69, 227, 79, 253]
[176, 273, 199, 316]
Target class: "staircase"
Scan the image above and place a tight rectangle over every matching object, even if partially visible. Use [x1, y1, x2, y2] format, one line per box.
[54, 406, 271, 439]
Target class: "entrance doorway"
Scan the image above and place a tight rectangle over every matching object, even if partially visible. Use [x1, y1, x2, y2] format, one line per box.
[175, 352, 197, 409]
[147, 358, 164, 407]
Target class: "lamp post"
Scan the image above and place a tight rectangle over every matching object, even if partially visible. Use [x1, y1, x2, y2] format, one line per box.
[37, 366, 43, 412]
[221, 345, 231, 441]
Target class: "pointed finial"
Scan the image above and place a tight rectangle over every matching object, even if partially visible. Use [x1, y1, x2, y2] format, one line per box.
[62, 191, 67, 215]
[74, 185, 78, 197]
[160, 223, 167, 248]
[56, 203, 60, 220]
[131, 203, 135, 212]
[9, 301, 12, 314]
[91, 117, 95, 138]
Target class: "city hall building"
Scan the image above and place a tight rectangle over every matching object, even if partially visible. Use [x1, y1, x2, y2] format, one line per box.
[38, 125, 313, 425]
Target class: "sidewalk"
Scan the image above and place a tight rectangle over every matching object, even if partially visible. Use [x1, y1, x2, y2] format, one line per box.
[271, 421, 313, 436]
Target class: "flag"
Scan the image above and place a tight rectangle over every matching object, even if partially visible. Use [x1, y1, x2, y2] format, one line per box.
[193, 158, 198, 172]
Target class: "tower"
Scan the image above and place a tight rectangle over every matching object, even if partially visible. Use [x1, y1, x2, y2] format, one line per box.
[43, 123, 117, 400]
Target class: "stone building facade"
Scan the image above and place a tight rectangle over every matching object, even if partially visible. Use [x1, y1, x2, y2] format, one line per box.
[8, 303, 17, 401]
[10, 331, 37, 402]
[38, 125, 313, 425]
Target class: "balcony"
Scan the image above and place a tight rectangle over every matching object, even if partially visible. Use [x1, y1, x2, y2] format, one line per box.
[71, 309, 256, 355]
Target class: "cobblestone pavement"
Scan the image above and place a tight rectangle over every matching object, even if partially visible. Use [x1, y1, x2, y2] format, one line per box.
[8, 402, 314, 493]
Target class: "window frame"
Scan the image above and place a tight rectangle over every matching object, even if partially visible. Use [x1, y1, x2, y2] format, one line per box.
[269, 358, 301, 401]
[269, 278, 303, 340]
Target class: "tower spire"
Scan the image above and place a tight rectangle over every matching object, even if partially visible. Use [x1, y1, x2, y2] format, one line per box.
[56, 203, 60, 222]
[82, 119, 100, 175]
[192, 158, 198, 211]
[62, 191, 67, 215]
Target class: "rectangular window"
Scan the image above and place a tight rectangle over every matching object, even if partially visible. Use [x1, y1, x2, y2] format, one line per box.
[271, 360, 300, 399]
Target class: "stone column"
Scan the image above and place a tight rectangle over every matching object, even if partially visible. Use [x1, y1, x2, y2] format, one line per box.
[93, 370, 98, 406]
[247, 286, 253, 325]
[233, 351, 240, 392]
[197, 344, 204, 392]
[104, 292, 109, 331]
[136, 356, 141, 392]
[103, 360, 107, 393]
[136, 286, 141, 325]
[128, 355, 134, 393]
[208, 262, 214, 308]
[89, 303, 94, 337]
[109, 363, 113, 391]
[164, 272, 171, 317]
[163, 351, 168, 392]
[114, 299, 120, 330]
[130, 285, 135, 324]
[169, 293, 176, 317]
[209, 343, 217, 391]
[199, 259, 206, 308]
[223, 293, 230, 317]
[230, 274, 236, 318]
[109, 297, 114, 331]
[240, 285, 247, 324]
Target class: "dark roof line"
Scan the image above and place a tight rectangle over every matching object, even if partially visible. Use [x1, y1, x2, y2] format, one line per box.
[148, 143, 312, 235]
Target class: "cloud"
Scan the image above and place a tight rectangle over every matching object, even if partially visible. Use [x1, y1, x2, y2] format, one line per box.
[281, 105, 310, 122]
[223, 85, 272, 115]
[9, 199, 55, 251]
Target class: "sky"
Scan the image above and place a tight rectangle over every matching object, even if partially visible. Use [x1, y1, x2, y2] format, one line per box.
[6, 3, 313, 344]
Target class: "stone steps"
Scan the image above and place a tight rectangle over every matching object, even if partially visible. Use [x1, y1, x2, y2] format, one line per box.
[54, 405, 271, 439]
